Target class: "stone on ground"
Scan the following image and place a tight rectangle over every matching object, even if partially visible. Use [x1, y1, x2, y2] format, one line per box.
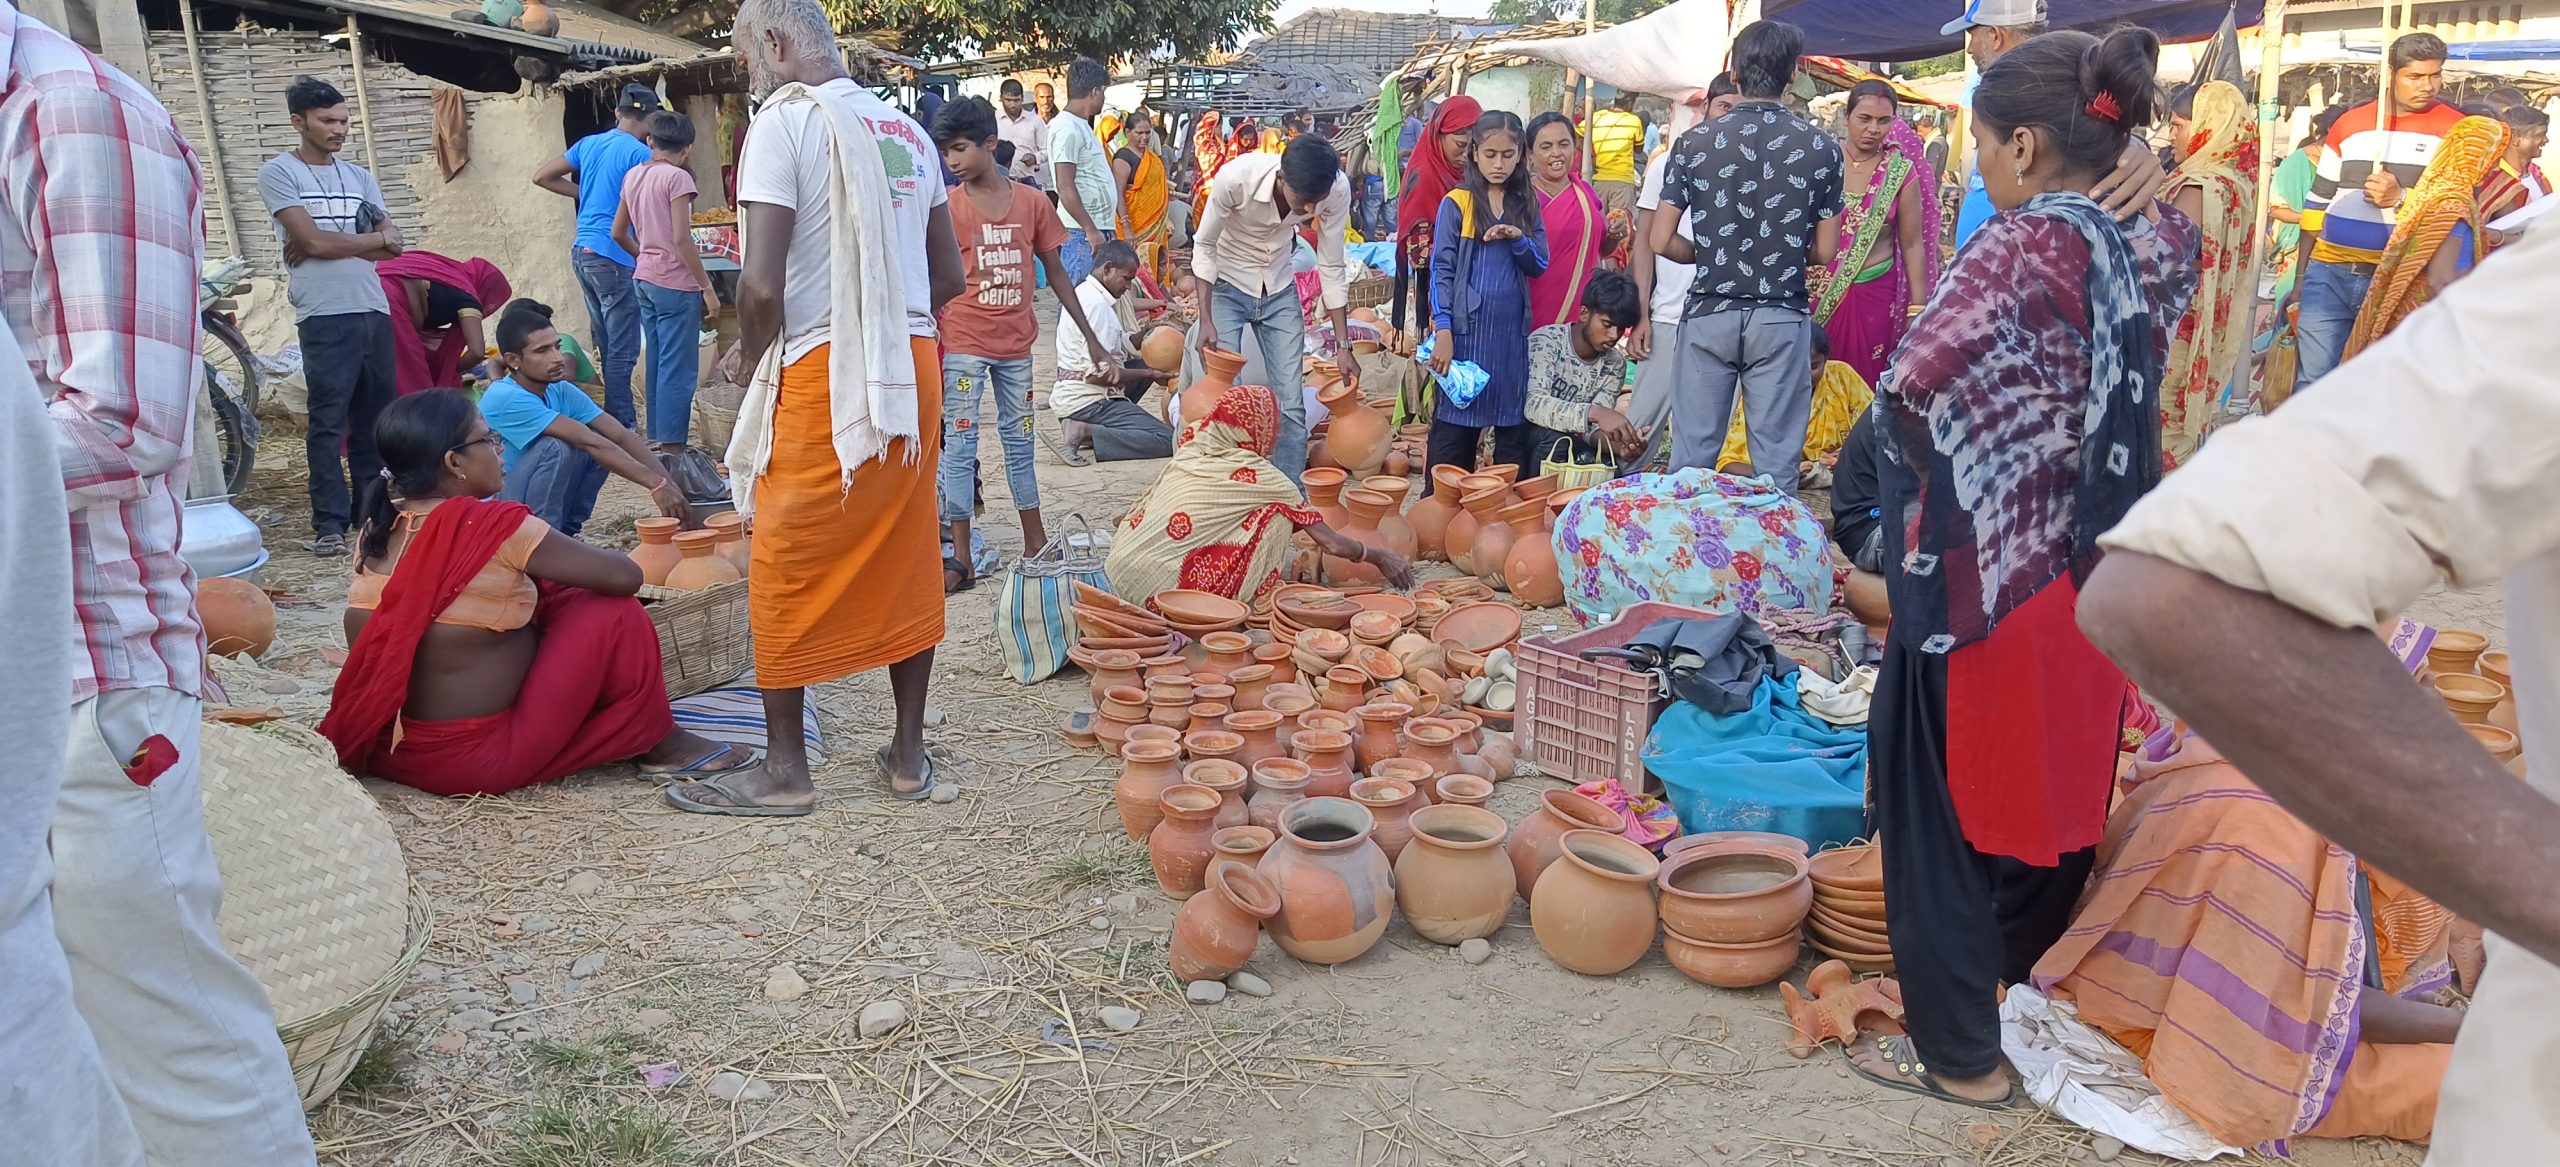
[1185, 979, 1228, 1004]
[1226, 971, 1272, 998]
[633, 1008, 677, 1029]
[708, 1070, 775, 1102]
[1097, 1005, 1142, 1032]
[929, 783, 961, 804]
[2091, 1135, 2124, 1162]
[506, 981, 537, 1006]
[858, 999, 911, 1038]
[570, 952, 607, 978]
[563, 871, 605, 896]
[763, 964, 809, 1002]
[1457, 938, 1493, 965]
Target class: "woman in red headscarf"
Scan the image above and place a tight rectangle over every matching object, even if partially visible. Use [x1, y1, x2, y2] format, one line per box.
[376, 250, 512, 396]
[1394, 95, 1484, 334]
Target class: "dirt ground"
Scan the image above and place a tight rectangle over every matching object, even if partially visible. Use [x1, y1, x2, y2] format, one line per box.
[219, 295, 2441, 1167]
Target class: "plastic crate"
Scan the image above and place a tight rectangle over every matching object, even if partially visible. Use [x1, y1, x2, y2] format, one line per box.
[1515, 602, 1721, 788]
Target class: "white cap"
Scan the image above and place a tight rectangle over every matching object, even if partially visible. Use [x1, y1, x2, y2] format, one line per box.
[1941, 0, 2047, 36]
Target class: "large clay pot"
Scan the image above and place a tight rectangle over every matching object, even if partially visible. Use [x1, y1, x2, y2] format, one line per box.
[1140, 325, 1187, 374]
[1395, 804, 1514, 945]
[1114, 738, 1184, 840]
[1224, 709, 1286, 769]
[1181, 347, 1248, 428]
[1655, 841, 1813, 944]
[1349, 776, 1421, 862]
[1248, 758, 1312, 833]
[1327, 488, 1398, 585]
[1409, 465, 1469, 561]
[1501, 505, 1563, 608]
[1257, 797, 1395, 964]
[1185, 759, 1252, 830]
[1472, 499, 1542, 592]
[629, 516, 683, 584]
[705, 511, 750, 576]
[1448, 483, 1511, 576]
[1317, 380, 1392, 477]
[1529, 830, 1661, 975]
[664, 530, 741, 590]
[1302, 467, 1352, 532]
[197, 576, 277, 659]
[1291, 728, 1357, 800]
[1150, 784, 1226, 899]
[1361, 475, 1419, 561]
[1352, 702, 1413, 772]
[1169, 861, 1280, 980]
[1511, 789, 1630, 902]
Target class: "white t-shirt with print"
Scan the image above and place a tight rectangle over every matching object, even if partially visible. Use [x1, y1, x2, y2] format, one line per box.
[736, 78, 948, 361]
[1636, 154, 1696, 326]
[1050, 275, 1129, 419]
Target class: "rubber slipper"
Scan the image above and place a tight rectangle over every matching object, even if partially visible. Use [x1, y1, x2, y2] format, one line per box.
[875, 744, 936, 801]
[661, 769, 812, 817]
[1842, 1035, 2016, 1110]
[640, 742, 754, 776]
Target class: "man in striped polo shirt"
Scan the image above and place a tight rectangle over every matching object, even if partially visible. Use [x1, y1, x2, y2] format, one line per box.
[2295, 32, 2458, 388]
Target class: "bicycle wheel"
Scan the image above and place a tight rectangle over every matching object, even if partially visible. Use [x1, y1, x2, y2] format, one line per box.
[202, 312, 261, 416]
[205, 369, 253, 496]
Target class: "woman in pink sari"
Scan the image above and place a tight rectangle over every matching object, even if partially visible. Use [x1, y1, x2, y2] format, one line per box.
[1525, 111, 1608, 328]
[1812, 82, 1941, 384]
[376, 251, 512, 396]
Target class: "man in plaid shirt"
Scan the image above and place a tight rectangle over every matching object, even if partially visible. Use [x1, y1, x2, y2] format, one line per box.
[0, 3, 317, 1162]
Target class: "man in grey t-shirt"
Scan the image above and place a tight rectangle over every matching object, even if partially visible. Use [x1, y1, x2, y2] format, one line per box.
[257, 77, 400, 556]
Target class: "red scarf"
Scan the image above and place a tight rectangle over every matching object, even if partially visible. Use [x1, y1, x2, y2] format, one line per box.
[1397, 96, 1483, 240]
[318, 497, 533, 772]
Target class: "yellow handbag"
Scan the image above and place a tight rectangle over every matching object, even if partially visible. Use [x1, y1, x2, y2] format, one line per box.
[1540, 436, 1614, 491]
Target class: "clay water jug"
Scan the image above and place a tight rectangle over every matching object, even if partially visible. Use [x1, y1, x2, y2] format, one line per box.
[1448, 481, 1510, 576]
[1257, 797, 1395, 964]
[1114, 737, 1184, 840]
[629, 516, 683, 585]
[1169, 861, 1279, 980]
[1370, 757, 1437, 805]
[1511, 788, 1629, 902]
[1317, 380, 1392, 477]
[1185, 758, 1252, 830]
[1227, 663, 1276, 712]
[1473, 499, 1542, 592]
[1403, 718, 1470, 782]
[1149, 784, 1225, 899]
[705, 511, 750, 576]
[1361, 475, 1419, 561]
[1181, 347, 1248, 427]
[1326, 488, 1398, 585]
[1248, 758, 1312, 833]
[1087, 649, 1144, 710]
[1529, 830, 1661, 975]
[664, 530, 741, 590]
[1408, 465, 1468, 561]
[1395, 804, 1514, 945]
[1352, 702, 1413, 772]
[1502, 503, 1563, 608]
[1349, 776, 1420, 862]
[1302, 467, 1351, 531]
[1224, 709, 1285, 768]
[1291, 728, 1356, 800]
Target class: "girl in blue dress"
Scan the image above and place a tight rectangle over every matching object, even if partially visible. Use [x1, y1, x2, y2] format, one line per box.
[1424, 110, 1550, 491]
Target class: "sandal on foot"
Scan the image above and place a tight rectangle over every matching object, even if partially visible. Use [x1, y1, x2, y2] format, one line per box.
[874, 745, 936, 801]
[640, 742, 755, 776]
[1842, 1035, 2016, 1109]
[304, 533, 348, 558]
[661, 769, 812, 817]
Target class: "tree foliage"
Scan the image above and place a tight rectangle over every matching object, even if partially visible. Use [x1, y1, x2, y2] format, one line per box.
[619, 0, 1276, 61]
[1487, 0, 1669, 28]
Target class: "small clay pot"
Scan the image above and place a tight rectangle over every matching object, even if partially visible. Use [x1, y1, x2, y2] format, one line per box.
[1169, 860, 1280, 981]
[1258, 797, 1395, 965]
[1349, 776, 1421, 863]
[665, 529, 741, 590]
[1435, 773, 1495, 808]
[1125, 724, 1181, 751]
[1224, 709, 1286, 769]
[1321, 665, 1372, 712]
[1201, 631, 1254, 674]
[1529, 830, 1661, 976]
[1402, 717, 1470, 781]
[1511, 789, 1630, 903]
[1213, 825, 1277, 869]
[1248, 758, 1313, 834]
[1185, 758, 1252, 830]
[1394, 803, 1514, 945]
[197, 576, 277, 659]
[1265, 687, 1317, 747]
[629, 516, 684, 584]
[1661, 927, 1800, 989]
[704, 510, 750, 576]
[1655, 842, 1813, 944]
[1226, 663, 1277, 711]
[1085, 648, 1145, 710]
[2435, 673, 2508, 726]
[1150, 784, 1225, 899]
[2480, 650, 2513, 689]
[1291, 728, 1357, 801]
[2427, 629, 2490, 676]
[1369, 758, 1437, 803]
[1114, 738, 1185, 840]
[1184, 729, 1246, 770]
[1149, 694, 1192, 730]
[1353, 702, 1414, 772]
[1185, 702, 1232, 733]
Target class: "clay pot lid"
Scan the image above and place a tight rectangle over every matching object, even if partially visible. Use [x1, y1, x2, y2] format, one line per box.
[1657, 844, 1809, 900]
[1154, 588, 1251, 627]
[1158, 783, 1224, 817]
[1344, 644, 1401, 681]
[1431, 602, 1524, 654]
[1808, 843, 1884, 892]
[1341, 487, 1395, 518]
[1209, 860, 1283, 917]
[1513, 474, 1560, 501]
[1348, 611, 1402, 643]
[1184, 758, 1249, 789]
[1808, 915, 1893, 955]
[1553, 829, 1660, 883]
[1809, 901, 1891, 942]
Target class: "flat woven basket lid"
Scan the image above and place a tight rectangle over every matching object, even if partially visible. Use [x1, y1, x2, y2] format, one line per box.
[199, 721, 411, 1025]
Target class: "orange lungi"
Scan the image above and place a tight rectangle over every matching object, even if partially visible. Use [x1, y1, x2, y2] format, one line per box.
[749, 338, 946, 688]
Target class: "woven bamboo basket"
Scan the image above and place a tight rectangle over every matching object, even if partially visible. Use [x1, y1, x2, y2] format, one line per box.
[1346, 276, 1394, 311]
[692, 379, 747, 456]
[201, 720, 428, 1109]
[642, 577, 752, 699]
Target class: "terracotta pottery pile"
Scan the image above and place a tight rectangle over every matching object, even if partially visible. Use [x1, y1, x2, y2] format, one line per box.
[2427, 628, 2526, 777]
[1654, 834, 1811, 988]
[1806, 842, 1891, 972]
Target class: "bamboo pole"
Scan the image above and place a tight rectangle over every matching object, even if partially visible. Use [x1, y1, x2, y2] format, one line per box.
[344, 15, 380, 177]
[1580, 0, 1597, 173]
[2239, 0, 2289, 402]
[175, 0, 243, 260]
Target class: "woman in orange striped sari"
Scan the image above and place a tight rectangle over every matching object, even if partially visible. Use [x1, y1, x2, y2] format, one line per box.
[1114, 114, 1171, 283]
[2032, 730, 2464, 1150]
[2345, 116, 2513, 359]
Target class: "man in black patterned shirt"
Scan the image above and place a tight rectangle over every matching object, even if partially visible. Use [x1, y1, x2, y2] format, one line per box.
[1649, 19, 1842, 494]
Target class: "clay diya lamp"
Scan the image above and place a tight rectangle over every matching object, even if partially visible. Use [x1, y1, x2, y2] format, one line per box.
[1113, 737, 1185, 839]
[1655, 841, 1813, 945]
[1394, 803, 1514, 945]
[1528, 829, 1661, 976]
[1184, 758, 1252, 830]
[1149, 784, 1226, 899]
[1247, 757, 1313, 833]
[1511, 788, 1630, 902]
[1349, 775, 1421, 863]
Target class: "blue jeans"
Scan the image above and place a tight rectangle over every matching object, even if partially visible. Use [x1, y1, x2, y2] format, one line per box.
[1208, 279, 1309, 482]
[1060, 227, 1112, 286]
[939, 353, 1039, 520]
[634, 279, 702, 446]
[572, 247, 640, 426]
[2293, 257, 2373, 389]
[497, 435, 607, 537]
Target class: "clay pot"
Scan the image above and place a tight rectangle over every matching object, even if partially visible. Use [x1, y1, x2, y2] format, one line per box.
[705, 511, 750, 576]
[2480, 650, 2512, 688]
[1409, 465, 1469, 561]
[1435, 773, 1495, 808]
[1665, 831, 1811, 857]
[1349, 776, 1421, 862]
[2464, 723, 2524, 765]
[1257, 797, 1395, 964]
[1140, 325, 1186, 374]
[1248, 758, 1313, 833]
[1085, 648, 1144, 709]
[1512, 789, 1630, 903]
[1320, 666, 1371, 712]
[1402, 717, 1470, 781]
[1169, 861, 1279, 980]
[1200, 631, 1254, 675]
[1395, 804, 1514, 945]
[1181, 347, 1247, 428]
[1447, 480, 1511, 575]
[1327, 488, 1399, 585]
[1317, 380, 1392, 477]
[2435, 673, 2507, 726]
[1529, 830, 1661, 976]
[1265, 687, 1317, 747]
[197, 576, 277, 659]
[1225, 663, 1277, 712]
[1186, 759, 1253, 831]
[1360, 475, 1419, 561]
[2428, 629, 2490, 676]
[1302, 467, 1352, 532]
[1097, 685, 1149, 755]
[629, 516, 683, 584]
[1213, 825, 1277, 870]
[1140, 654, 1191, 681]
[1487, 464, 1522, 487]
[1186, 703, 1231, 733]
[1223, 709, 1286, 769]
[1472, 499, 1541, 592]
[1150, 784, 1225, 899]
[1369, 757, 1437, 803]
[1662, 928, 1799, 989]
[1114, 738, 1185, 840]
[1184, 728, 1244, 766]
[1298, 709, 1358, 739]
[1253, 641, 1298, 681]
[1353, 702, 1413, 772]
[1291, 728, 1357, 800]
[1148, 673, 1195, 704]
[1446, 711, 1512, 778]
[1384, 450, 1411, 477]
[1149, 694, 1193, 730]
[1655, 842, 1814, 944]
[1500, 503, 1563, 608]
[664, 530, 741, 590]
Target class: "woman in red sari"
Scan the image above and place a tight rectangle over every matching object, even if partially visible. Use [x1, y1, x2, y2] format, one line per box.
[1812, 82, 1940, 385]
[375, 251, 511, 396]
[1394, 95, 1485, 334]
[319, 389, 756, 800]
[1525, 111, 1608, 328]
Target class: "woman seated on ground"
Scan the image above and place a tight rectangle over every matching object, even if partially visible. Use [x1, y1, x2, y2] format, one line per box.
[1548, 466, 1836, 625]
[317, 389, 754, 798]
[376, 251, 511, 396]
[2033, 729, 2464, 1147]
[1105, 382, 1413, 603]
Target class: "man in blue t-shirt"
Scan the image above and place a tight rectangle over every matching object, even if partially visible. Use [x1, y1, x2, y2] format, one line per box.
[480, 303, 685, 536]
[533, 83, 660, 428]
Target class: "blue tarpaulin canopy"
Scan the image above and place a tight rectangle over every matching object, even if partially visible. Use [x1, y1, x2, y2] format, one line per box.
[2343, 38, 2560, 63]
[1767, 0, 2264, 63]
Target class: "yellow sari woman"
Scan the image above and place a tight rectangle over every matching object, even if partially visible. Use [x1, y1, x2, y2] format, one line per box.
[2347, 116, 2510, 359]
[1114, 116, 1171, 283]
[2160, 81, 2257, 469]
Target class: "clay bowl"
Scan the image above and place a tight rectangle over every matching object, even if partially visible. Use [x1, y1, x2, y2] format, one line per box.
[1661, 926, 1801, 989]
[1348, 610, 1403, 645]
[1348, 644, 1404, 683]
[1348, 592, 1419, 628]
[1294, 628, 1352, 661]
[1664, 831, 1809, 857]
[1080, 634, 1173, 654]
[2481, 650, 2513, 687]
[1073, 581, 1162, 625]
[1462, 702, 1515, 732]
[1809, 901, 1892, 947]
[1655, 843, 1813, 944]
[1432, 602, 1524, 654]
[1155, 589, 1251, 629]
[2434, 673, 2508, 720]
[1807, 913, 1894, 958]
[1808, 843, 1883, 894]
[1277, 592, 1361, 631]
[1807, 935, 1895, 975]
[1513, 474, 1561, 502]
[1813, 884, 1889, 920]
